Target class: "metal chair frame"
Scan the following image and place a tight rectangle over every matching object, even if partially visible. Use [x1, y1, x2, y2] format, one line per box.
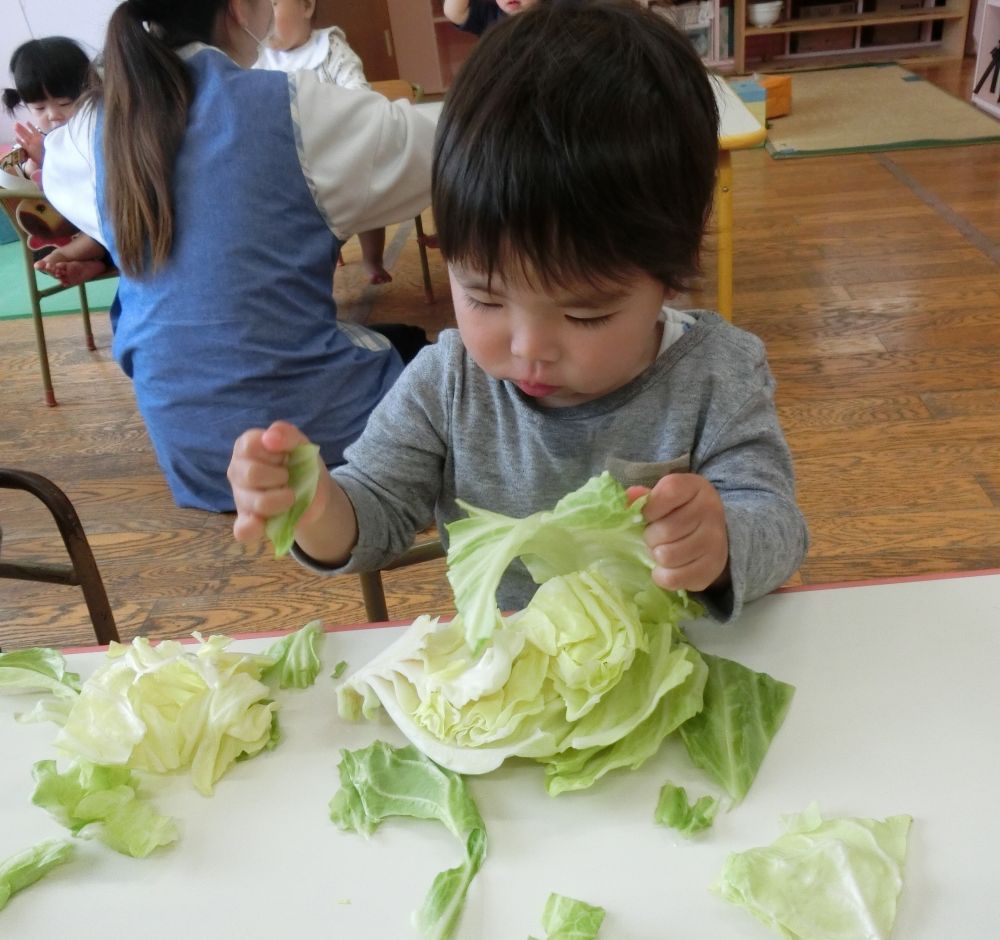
[357, 538, 446, 623]
[0, 468, 119, 646]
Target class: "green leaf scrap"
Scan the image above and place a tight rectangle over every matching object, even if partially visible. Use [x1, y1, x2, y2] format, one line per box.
[261, 621, 324, 689]
[265, 442, 322, 558]
[678, 654, 794, 803]
[529, 892, 606, 939]
[654, 782, 720, 837]
[0, 839, 74, 911]
[329, 741, 486, 940]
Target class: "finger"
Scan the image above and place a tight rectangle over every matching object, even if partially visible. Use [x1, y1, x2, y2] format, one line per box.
[233, 511, 266, 545]
[642, 474, 698, 520]
[260, 420, 312, 455]
[231, 428, 287, 467]
[625, 485, 649, 506]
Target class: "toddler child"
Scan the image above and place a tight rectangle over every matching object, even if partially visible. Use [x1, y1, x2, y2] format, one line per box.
[443, 0, 539, 35]
[3, 37, 110, 286]
[228, 0, 808, 622]
[255, 0, 391, 285]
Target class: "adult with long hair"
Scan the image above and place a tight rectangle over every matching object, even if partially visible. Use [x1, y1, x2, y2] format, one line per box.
[42, 0, 434, 511]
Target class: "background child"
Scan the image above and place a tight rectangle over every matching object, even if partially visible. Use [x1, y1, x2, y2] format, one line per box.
[228, 0, 808, 622]
[3, 37, 110, 286]
[443, 0, 538, 35]
[255, 0, 391, 285]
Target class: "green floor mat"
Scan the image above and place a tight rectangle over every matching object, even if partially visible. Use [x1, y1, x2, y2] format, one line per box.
[0, 240, 119, 320]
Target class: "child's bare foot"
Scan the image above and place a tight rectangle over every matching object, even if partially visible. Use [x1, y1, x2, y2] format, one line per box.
[363, 262, 393, 285]
[36, 258, 107, 287]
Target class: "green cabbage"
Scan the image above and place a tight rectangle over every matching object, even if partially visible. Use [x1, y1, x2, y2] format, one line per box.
[653, 782, 721, 836]
[265, 442, 321, 558]
[31, 759, 177, 858]
[529, 893, 606, 939]
[339, 474, 793, 804]
[679, 654, 795, 803]
[260, 620, 324, 689]
[330, 741, 486, 940]
[447, 473, 664, 652]
[53, 635, 278, 796]
[713, 805, 912, 939]
[0, 647, 81, 698]
[0, 839, 74, 911]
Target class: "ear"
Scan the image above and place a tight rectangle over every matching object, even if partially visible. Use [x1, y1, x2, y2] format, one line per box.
[303, 0, 317, 19]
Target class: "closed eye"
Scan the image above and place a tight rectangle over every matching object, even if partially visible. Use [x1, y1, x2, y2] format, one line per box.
[566, 313, 615, 328]
[463, 294, 501, 311]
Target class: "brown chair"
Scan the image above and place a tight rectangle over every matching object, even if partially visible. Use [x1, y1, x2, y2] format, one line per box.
[1, 153, 117, 407]
[357, 537, 446, 623]
[370, 79, 438, 305]
[0, 468, 119, 646]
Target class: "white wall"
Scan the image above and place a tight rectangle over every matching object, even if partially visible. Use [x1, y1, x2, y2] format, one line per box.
[2, 0, 119, 139]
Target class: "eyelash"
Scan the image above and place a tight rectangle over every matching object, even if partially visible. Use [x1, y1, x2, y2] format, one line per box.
[464, 295, 615, 328]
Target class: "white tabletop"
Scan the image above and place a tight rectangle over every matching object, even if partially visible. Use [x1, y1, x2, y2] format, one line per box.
[2, 572, 999, 938]
[415, 76, 763, 150]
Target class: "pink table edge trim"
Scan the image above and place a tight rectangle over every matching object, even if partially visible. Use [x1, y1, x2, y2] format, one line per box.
[60, 567, 1000, 654]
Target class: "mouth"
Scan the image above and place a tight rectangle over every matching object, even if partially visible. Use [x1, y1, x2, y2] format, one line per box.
[515, 380, 560, 398]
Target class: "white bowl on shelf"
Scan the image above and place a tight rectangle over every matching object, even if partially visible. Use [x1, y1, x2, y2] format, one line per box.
[748, 0, 783, 27]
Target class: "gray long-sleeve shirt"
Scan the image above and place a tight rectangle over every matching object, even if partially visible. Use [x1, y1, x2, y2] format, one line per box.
[297, 312, 808, 622]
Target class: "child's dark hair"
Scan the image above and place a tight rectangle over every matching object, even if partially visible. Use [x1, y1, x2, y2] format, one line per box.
[2, 37, 91, 115]
[432, 0, 719, 293]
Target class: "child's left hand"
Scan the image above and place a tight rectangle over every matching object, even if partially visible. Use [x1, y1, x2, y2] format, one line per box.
[627, 474, 730, 594]
[13, 122, 44, 168]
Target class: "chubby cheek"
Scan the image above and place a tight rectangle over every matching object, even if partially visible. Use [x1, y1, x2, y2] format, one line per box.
[455, 311, 508, 376]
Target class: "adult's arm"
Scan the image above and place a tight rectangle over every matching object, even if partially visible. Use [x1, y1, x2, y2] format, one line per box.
[37, 106, 106, 246]
[291, 70, 435, 239]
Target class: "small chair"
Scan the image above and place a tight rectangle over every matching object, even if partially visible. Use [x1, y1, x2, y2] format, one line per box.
[0, 154, 117, 407]
[370, 79, 438, 305]
[0, 468, 119, 646]
[357, 537, 447, 623]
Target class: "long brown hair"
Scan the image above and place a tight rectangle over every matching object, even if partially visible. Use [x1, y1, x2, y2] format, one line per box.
[97, 1, 227, 275]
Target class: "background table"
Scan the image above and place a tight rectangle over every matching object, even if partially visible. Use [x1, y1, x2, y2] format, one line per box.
[2, 571, 998, 938]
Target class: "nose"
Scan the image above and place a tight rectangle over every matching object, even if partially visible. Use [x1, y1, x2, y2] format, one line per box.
[509, 314, 558, 364]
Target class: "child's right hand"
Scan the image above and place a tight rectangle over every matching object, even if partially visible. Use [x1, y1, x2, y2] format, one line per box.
[228, 420, 326, 544]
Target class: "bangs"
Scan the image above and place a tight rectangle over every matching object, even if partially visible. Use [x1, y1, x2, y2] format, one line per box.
[9, 38, 89, 105]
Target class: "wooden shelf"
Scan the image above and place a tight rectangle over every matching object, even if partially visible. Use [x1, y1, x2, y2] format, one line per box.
[745, 4, 966, 34]
[733, 0, 970, 73]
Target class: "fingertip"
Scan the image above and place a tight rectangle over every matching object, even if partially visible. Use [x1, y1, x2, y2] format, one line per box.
[625, 485, 650, 506]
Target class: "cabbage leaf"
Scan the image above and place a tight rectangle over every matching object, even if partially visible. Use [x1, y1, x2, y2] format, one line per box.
[653, 782, 720, 836]
[0, 838, 74, 911]
[265, 442, 321, 558]
[678, 654, 794, 803]
[529, 892, 606, 939]
[53, 635, 278, 795]
[260, 620, 324, 689]
[329, 741, 486, 940]
[713, 805, 912, 940]
[447, 473, 660, 652]
[0, 647, 81, 698]
[31, 759, 178, 858]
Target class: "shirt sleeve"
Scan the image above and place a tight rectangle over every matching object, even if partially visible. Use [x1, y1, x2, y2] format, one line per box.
[290, 69, 435, 239]
[292, 340, 455, 575]
[39, 105, 105, 246]
[693, 355, 809, 623]
[318, 28, 370, 90]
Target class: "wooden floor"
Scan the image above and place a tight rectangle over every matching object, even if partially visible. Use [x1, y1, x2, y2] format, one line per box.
[2, 60, 998, 650]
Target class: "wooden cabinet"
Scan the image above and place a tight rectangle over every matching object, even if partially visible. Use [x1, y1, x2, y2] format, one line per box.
[971, 0, 1000, 118]
[385, 0, 477, 94]
[732, 0, 971, 72]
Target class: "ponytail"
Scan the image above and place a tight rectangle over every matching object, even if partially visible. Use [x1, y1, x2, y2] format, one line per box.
[100, 2, 197, 276]
[2, 87, 21, 115]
